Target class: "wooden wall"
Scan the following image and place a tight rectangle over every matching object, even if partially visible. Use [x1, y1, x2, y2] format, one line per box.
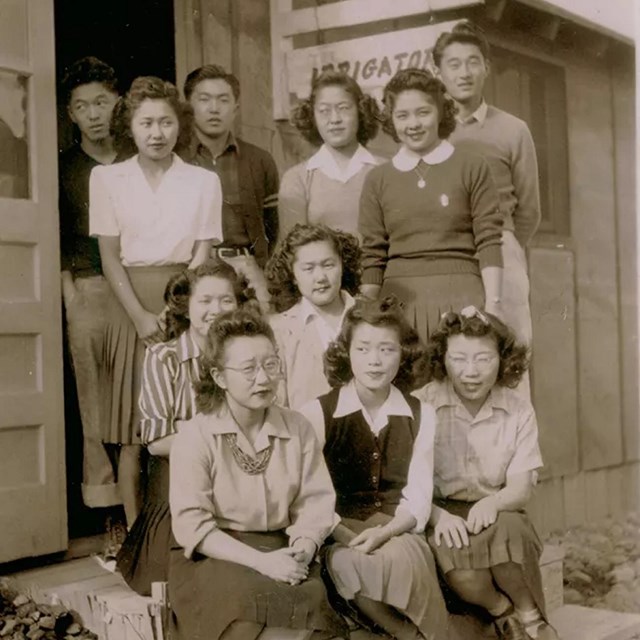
[173, 0, 639, 533]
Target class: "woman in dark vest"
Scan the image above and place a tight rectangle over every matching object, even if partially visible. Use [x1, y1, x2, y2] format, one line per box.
[299, 296, 450, 640]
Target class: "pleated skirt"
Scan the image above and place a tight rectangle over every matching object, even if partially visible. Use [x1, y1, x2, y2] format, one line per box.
[381, 272, 484, 344]
[324, 515, 449, 640]
[168, 530, 348, 640]
[427, 499, 547, 620]
[101, 264, 184, 444]
[116, 455, 171, 595]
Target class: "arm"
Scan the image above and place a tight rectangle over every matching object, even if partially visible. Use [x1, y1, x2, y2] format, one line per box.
[262, 152, 280, 253]
[189, 239, 212, 269]
[277, 164, 308, 242]
[511, 123, 541, 247]
[358, 168, 388, 299]
[58, 174, 77, 306]
[348, 510, 417, 554]
[467, 156, 504, 316]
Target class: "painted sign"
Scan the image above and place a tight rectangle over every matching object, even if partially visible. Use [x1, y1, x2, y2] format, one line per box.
[285, 20, 459, 107]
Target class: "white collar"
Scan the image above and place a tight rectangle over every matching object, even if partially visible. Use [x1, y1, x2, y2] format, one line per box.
[392, 139, 455, 172]
[298, 290, 355, 327]
[335, 380, 413, 435]
[306, 144, 378, 183]
[457, 100, 488, 126]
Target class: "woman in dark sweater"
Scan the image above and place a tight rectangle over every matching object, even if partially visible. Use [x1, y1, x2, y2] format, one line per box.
[358, 69, 504, 342]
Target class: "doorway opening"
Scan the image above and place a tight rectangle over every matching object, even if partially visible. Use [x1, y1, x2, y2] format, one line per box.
[54, 0, 175, 541]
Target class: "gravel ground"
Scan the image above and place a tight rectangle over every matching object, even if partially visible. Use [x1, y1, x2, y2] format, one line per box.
[545, 512, 640, 614]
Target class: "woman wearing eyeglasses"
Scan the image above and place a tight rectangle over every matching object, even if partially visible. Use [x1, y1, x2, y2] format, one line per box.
[168, 308, 347, 640]
[413, 307, 559, 640]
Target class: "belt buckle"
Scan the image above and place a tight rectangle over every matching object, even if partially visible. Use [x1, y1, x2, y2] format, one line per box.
[217, 247, 237, 258]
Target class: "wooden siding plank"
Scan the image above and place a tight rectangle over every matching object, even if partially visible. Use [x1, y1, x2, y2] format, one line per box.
[529, 248, 579, 478]
[562, 472, 586, 529]
[200, 0, 233, 70]
[566, 64, 624, 470]
[623, 462, 640, 513]
[611, 56, 639, 463]
[606, 466, 626, 520]
[528, 478, 564, 538]
[173, 0, 204, 92]
[584, 469, 610, 524]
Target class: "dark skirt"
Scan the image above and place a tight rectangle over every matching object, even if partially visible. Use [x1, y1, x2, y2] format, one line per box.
[427, 499, 547, 620]
[102, 264, 185, 444]
[169, 530, 348, 640]
[381, 272, 484, 343]
[116, 455, 171, 595]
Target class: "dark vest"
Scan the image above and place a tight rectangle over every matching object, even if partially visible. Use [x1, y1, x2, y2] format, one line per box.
[319, 388, 421, 521]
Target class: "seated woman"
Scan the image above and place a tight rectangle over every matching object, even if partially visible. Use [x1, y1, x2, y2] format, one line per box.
[266, 223, 361, 410]
[300, 296, 449, 640]
[168, 309, 348, 640]
[414, 307, 559, 640]
[279, 70, 381, 239]
[116, 260, 254, 595]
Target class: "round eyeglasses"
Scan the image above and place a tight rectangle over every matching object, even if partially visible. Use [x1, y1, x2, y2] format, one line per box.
[222, 356, 282, 381]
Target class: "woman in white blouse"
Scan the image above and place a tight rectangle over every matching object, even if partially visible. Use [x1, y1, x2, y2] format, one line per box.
[169, 308, 346, 640]
[89, 76, 223, 527]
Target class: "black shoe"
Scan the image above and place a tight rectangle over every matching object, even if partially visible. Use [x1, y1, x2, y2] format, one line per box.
[494, 607, 528, 640]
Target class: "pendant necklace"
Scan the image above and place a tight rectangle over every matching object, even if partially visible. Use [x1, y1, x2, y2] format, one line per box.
[413, 163, 430, 189]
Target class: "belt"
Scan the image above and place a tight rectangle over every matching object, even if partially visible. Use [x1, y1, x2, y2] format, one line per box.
[216, 246, 253, 258]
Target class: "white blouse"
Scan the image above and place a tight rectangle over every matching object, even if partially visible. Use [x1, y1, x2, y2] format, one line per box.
[89, 154, 223, 266]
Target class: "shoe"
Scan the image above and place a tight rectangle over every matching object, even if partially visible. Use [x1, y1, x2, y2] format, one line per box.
[494, 607, 529, 640]
[530, 622, 561, 640]
[102, 516, 128, 561]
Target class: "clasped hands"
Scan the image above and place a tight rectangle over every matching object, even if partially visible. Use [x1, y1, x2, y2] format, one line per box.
[433, 496, 499, 549]
[256, 538, 316, 586]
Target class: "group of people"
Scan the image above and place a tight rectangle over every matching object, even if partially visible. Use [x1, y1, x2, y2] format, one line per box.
[59, 17, 557, 640]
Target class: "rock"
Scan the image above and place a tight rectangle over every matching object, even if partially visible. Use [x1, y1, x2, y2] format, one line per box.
[608, 553, 629, 566]
[1, 620, 18, 637]
[36, 618, 54, 631]
[566, 569, 593, 585]
[26, 630, 44, 640]
[563, 587, 585, 604]
[65, 623, 81, 635]
[609, 565, 636, 583]
[12, 596, 29, 608]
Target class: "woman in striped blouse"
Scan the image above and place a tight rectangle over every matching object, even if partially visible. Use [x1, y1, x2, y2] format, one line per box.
[116, 259, 256, 595]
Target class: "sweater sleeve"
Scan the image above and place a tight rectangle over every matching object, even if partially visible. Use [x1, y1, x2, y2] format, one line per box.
[278, 163, 308, 242]
[358, 167, 389, 285]
[511, 122, 541, 247]
[466, 155, 503, 269]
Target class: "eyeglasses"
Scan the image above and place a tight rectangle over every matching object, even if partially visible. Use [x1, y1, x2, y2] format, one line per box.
[446, 354, 498, 371]
[222, 356, 282, 381]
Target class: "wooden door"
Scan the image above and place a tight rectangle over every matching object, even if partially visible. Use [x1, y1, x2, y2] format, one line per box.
[0, 0, 67, 562]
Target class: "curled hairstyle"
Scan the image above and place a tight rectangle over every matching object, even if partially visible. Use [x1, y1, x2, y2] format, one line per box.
[324, 295, 426, 392]
[382, 68, 457, 141]
[426, 310, 529, 388]
[110, 76, 193, 155]
[162, 260, 258, 340]
[183, 64, 240, 101]
[291, 70, 381, 146]
[432, 20, 490, 68]
[61, 56, 118, 106]
[265, 223, 362, 313]
[194, 309, 276, 414]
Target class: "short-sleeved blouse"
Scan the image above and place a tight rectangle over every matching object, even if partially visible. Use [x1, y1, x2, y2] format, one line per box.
[138, 330, 201, 445]
[169, 404, 337, 558]
[89, 154, 223, 266]
[413, 379, 543, 502]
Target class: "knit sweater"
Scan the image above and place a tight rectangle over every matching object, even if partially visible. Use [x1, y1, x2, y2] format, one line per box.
[449, 105, 541, 247]
[358, 147, 503, 286]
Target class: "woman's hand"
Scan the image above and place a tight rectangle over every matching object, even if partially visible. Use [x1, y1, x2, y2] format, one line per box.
[255, 548, 309, 585]
[433, 510, 470, 549]
[465, 496, 498, 535]
[348, 525, 387, 554]
[135, 310, 164, 345]
[290, 538, 316, 567]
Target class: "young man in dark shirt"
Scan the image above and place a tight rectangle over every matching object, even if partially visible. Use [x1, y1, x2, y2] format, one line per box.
[59, 57, 124, 554]
[181, 64, 279, 309]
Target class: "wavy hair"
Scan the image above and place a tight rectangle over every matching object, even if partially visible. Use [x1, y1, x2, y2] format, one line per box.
[324, 295, 426, 392]
[194, 309, 276, 414]
[162, 260, 257, 340]
[265, 223, 362, 313]
[291, 70, 381, 146]
[382, 68, 457, 141]
[425, 309, 529, 388]
[111, 76, 193, 155]
[432, 20, 490, 68]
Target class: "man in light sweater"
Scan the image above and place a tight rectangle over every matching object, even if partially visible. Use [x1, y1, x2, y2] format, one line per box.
[433, 21, 541, 362]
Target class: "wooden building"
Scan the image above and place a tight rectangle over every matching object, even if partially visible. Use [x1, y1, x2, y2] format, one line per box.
[0, 0, 636, 564]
